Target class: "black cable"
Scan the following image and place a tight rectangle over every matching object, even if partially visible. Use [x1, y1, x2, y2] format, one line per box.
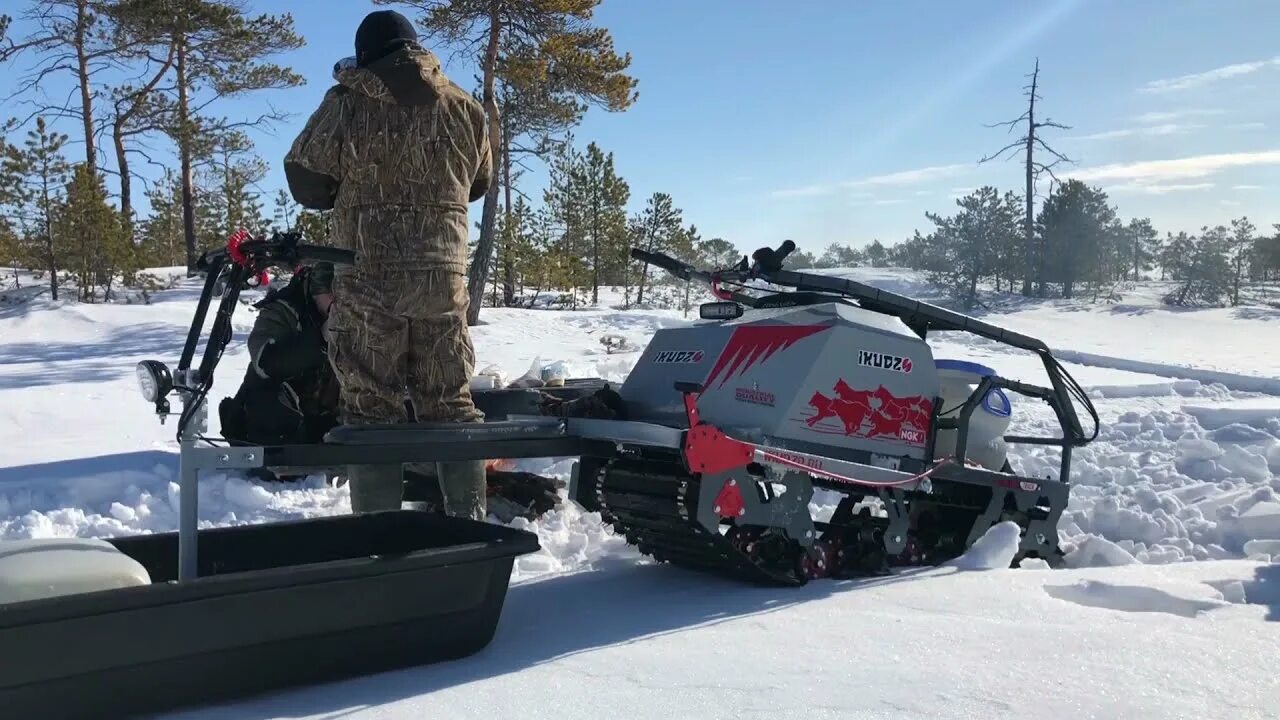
[1045, 353, 1100, 443]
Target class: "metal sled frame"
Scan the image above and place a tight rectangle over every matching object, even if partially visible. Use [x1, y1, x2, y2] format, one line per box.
[176, 384, 714, 578]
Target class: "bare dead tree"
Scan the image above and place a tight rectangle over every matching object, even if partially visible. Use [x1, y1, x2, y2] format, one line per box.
[979, 58, 1072, 297]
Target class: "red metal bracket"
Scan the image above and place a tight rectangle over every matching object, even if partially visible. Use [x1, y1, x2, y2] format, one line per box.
[680, 389, 754, 475]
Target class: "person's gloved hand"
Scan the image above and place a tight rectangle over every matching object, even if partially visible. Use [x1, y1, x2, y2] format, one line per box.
[257, 333, 324, 380]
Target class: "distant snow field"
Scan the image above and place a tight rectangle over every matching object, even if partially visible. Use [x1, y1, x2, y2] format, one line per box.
[1, 267, 1277, 719]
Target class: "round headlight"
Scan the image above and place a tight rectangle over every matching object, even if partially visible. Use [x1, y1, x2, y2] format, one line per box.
[136, 360, 173, 403]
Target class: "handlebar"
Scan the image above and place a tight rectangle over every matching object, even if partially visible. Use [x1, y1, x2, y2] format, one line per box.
[297, 245, 356, 265]
[197, 230, 357, 274]
[630, 248, 705, 283]
[236, 238, 356, 267]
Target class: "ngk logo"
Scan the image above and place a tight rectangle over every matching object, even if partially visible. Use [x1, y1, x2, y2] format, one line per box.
[858, 350, 913, 373]
[654, 350, 704, 364]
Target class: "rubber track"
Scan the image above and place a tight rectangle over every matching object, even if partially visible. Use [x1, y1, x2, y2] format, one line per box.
[597, 456, 804, 586]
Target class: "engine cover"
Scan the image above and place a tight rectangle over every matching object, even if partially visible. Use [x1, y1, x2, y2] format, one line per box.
[619, 302, 940, 461]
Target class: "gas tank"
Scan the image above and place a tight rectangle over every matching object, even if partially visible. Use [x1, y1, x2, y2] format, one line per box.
[619, 302, 940, 461]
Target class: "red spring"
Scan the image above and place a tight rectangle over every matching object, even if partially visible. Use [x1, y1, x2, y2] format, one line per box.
[226, 229, 251, 266]
[226, 229, 270, 287]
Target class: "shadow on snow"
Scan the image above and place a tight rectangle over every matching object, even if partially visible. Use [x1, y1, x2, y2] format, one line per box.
[175, 564, 938, 719]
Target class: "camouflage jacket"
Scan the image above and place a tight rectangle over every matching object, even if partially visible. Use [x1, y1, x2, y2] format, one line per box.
[220, 280, 340, 445]
[283, 44, 491, 273]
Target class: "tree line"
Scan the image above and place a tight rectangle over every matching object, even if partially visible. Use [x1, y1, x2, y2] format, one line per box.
[880, 181, 1280, 309]
[877, 57, 1280, 310]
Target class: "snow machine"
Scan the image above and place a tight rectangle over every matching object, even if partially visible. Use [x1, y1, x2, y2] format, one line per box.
[0, 232, 540, 720]
[119, 232, 1095, 589]
[568, 242, 1099, 583]
[123, 232, 1096, 591]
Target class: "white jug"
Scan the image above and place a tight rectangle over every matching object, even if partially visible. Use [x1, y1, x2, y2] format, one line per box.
[933, 359, 1013, 472]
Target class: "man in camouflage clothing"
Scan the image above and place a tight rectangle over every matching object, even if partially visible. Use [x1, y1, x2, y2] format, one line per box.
[219, 264, 339, 453]
[284, 10, 491, 519]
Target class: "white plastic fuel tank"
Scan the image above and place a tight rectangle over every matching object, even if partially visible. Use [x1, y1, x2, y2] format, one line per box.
[0, 537, 151, 605]
[932, 359, 1013, 472]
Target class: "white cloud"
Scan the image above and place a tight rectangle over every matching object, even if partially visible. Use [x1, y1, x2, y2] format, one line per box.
[1140, 56, 1280, 93]
[844, 163, 969, 187]
[1233, 184, 1264, 190]
[773, 163, 971, 199]
[1131, 108, 1224, 123]
[1221, 199, 1243, 207]
[1107, 182, 1215, 195]
[914, 190, 932, 197]
[770, 184, 834, 198]
[872, 199, 906, 206]
[1073, 123, 1201, 141]
[1228, 122, 1266, 131]
[1068, 150, 1280, 184]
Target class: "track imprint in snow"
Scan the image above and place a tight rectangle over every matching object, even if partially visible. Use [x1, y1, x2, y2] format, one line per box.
[1044, 580, 1228, 618]
[1204, 565, 1280, 615]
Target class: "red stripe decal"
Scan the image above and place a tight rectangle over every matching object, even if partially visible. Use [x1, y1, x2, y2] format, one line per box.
[703, 325, 829, 388]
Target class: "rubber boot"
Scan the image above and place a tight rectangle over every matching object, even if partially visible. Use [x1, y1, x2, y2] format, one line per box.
[435, 459, 487, 521]
[347, 463, 405, 513]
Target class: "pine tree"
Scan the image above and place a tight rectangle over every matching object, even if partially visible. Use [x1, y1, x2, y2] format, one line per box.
[924, 186, 1019, 309]
[569, 141, 628, 303]
[1037, 180, 1116, 298]
[138, 168, 184, 266]
[0, 0, 130, 175]
[103, 0, 182, 239]
[294, 209, 330, 244]
[382, 0, 639, 325]
[522, 203, 558, 306]
[1189, 226, 1231, 306]
[782, 248, 817, 270]
[542, 141, 587, 304]
[55, 163, 126, 300]
[1255, 226, 1280, 282]
[272, 188, 294, 230]
[1228, 216, 1255, 306]
[207, 130, 266, 237]
[632, 192, 683, 306]
[142, 0, 303, 273]
[1123, 217, 1159, 281]
[864, 239, 889, 268]
[2, 117, 71, 299]
[815, 243, 862, 268]
[0, 217, 18, 286]
[698, 237, 742, 269]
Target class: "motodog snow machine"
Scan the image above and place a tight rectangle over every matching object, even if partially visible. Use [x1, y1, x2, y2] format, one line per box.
[134, 232, 1094, 592]
[566, 241, 1099, 584]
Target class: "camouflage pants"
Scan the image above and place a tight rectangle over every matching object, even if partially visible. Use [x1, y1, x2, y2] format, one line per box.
[327, 265, 482, 425]
[328, 264, 486, 519]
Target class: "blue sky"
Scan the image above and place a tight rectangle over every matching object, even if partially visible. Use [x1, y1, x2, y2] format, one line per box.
[3, 0, 1278, 253]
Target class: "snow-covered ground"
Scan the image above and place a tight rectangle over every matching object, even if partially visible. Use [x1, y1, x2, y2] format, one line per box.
[1, 267, 1278, 718]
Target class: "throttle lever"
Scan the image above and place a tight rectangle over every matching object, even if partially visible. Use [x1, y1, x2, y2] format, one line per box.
[750, 239, 796, 273]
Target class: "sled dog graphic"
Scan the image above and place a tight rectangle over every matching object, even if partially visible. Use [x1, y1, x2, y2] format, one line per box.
[804, 379, 932, 446]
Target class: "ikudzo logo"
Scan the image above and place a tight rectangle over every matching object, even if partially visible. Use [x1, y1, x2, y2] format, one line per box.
[653, 350, 705, 364]
[857, 350, 913, 373]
